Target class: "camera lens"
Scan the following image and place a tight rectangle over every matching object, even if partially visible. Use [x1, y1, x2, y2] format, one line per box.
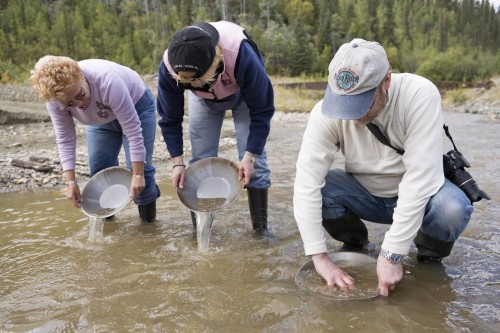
[449, 169, 489, 202]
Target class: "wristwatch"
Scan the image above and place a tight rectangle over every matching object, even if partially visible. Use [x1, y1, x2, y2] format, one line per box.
[379, 249, 404, 264]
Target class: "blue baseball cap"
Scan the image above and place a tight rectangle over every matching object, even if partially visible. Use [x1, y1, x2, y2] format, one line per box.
[322, 39, 390, 120]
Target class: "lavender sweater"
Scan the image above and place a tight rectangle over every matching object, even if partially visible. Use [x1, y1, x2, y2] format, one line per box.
[46, 59, 147, 171]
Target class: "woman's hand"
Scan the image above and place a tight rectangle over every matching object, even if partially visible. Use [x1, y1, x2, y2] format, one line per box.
[66, 181, 82, 208]
[171, 156, 186, 188]
[130, 174, 145, 200]
[131, 162, 146, 200]
[239, 152, 255, 185]
[171, 164, 186, 188]
[64, 170, 81, 208]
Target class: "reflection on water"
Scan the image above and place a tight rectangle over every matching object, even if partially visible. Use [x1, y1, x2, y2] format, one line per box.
[0, 111, 499, 332]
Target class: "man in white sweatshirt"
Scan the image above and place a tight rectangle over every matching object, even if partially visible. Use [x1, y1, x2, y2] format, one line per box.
[293, 39, 473, 296]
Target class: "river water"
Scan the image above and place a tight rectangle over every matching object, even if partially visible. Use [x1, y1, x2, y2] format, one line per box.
[0, 110, 498, 332]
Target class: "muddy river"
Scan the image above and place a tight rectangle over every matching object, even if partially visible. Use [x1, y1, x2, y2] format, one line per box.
[0, 110, 498, 332]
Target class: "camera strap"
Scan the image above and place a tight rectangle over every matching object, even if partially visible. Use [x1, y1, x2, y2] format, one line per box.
[367, 123, 491, 202]
[443, 124, 460, 153]
[366, 123, 455, 155]
[366, 122, 405, 155]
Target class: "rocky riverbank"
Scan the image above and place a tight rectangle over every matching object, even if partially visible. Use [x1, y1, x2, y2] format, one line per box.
[0, 101, 308, 193]
[0, 76, 498, 193]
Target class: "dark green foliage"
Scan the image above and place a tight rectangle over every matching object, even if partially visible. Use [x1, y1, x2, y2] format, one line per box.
[0, 0, 499, 83]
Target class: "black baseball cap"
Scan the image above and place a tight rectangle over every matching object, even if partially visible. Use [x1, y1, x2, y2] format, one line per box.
[167, 22, 220, 78]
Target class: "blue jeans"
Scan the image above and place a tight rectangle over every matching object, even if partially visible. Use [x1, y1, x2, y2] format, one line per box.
[321, 169, 473, 243]
[86, 89, 160, 205]
[187, 92, 271, 189]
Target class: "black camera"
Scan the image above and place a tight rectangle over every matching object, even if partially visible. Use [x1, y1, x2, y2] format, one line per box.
[443, 150, 491, 203]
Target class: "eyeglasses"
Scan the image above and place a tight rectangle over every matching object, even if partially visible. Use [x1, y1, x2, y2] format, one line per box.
[176, 64, 219, 87]
[65, 87, 86, 108]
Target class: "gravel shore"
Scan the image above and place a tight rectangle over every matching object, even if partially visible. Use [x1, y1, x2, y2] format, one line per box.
[0, 103, 308, 193]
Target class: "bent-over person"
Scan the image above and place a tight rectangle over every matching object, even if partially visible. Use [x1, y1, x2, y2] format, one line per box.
[30, 56, 160, 222]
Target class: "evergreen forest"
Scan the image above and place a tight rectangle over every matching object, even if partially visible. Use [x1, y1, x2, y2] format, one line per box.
[1, 0, 499, 83]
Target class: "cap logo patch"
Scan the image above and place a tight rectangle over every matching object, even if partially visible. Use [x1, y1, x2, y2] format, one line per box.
[334, 68, 359, 92]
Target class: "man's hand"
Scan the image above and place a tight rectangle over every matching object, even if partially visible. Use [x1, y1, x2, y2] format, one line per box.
[312, 253, 355, 288]
[377, 256, 403, 296]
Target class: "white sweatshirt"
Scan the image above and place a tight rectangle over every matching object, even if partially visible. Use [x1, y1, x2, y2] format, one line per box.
[293, 73, 445, 256]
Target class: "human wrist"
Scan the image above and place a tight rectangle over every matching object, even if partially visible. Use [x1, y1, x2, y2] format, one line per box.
[379, 248, 404, 264]
[66, 179, 78, 185]
[172, 164, 186, 169]
[243, 153, 255, 163]
[311, 252, 329, 262]
[173, 156, 184, 165]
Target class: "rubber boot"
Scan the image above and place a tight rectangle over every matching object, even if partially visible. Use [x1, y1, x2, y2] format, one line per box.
[247, 188, 268, 232]
[138, 200, 156, 223]
[191, 211, 197, 227]
[414, 230, 455, 263]
[322, 211, 369, 250]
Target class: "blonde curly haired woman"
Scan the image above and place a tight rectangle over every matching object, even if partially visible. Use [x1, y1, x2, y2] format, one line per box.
[30, 56, 160, 222]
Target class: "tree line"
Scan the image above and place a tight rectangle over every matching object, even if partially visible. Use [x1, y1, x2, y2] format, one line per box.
[1, 0, 499, 83]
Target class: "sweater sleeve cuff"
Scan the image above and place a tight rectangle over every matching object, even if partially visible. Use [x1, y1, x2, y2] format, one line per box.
[62, 161, 76, 172]
[381, 239, 411, 255]
[304, 240, 328, 256]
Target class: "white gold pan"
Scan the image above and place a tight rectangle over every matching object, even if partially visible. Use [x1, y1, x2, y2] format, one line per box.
[80, 166, 132, 218]
[177, 157, 244, 213]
